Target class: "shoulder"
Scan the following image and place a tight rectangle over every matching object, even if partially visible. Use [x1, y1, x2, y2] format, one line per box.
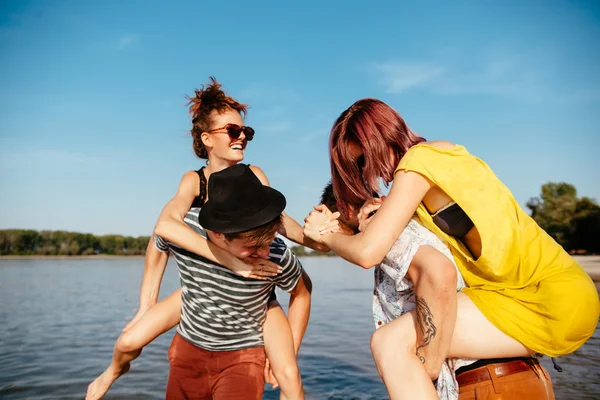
[405, 219, 445, 247]
[269, 237, 301, 267]
[182, 169, 201, 182]
[249, 165, 270, 186]
[403, 141, 457, 158]
[392, 219, 433, 249]
[179, 170, 200, 196]
[397, 141, 464, 173]
[269, 237, 288, 259]
[423, 140, 456, 149]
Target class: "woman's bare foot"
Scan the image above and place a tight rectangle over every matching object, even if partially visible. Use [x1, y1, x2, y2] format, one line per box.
[86, 363, 130, 400]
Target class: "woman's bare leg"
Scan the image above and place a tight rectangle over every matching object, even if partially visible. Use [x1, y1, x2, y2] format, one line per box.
[370, 292, 533, 400]
[447, 292, 531, 358]
[263, 300, 304, 400]
[86, 289, 182, 400]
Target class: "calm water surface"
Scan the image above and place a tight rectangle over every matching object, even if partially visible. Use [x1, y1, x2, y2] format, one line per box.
[0, 258, 598, 399]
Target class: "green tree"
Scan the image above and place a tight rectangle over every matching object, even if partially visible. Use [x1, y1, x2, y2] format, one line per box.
[290, 245, 309, 257]
[527, 182, 600, 253]
[571, 197, 600, 253]
[0, 229, 151, 256]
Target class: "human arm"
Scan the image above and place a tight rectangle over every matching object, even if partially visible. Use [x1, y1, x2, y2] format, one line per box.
[287, 271, 312, 355]
[281, 212, 331, 252]
[154, 170, 280, 278]
[123, 236, 169, 331]
[304, 170, 432, 269]
[249, 165, 331, 252]
[272, 241, 312, 355]
[407, 245, 458, 380]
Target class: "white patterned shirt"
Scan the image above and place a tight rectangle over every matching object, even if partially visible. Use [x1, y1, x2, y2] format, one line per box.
[372, 218, 475, 400]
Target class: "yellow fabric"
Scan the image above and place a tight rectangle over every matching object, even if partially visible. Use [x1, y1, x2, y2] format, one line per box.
[396, 143, 599, 356]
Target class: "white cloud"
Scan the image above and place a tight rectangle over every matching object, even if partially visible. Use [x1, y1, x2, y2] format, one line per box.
[372, 61, 445, 93]
[369, 46, 596, 102]
[117, 34, 138, 49]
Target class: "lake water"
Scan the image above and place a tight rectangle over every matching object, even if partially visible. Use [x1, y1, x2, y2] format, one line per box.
[0, 257, 598, 399]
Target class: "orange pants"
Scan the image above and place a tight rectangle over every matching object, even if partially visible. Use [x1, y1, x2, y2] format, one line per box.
[166, 333, 266, 400]
[458, 359, 554, 399]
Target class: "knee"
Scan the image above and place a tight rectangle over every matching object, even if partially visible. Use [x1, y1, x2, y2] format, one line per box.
[423, 362, 442, 381]
[370, 320, 418, 368]
[116, 331, 141, 354]
[370, 327, 386, 361]
[275, 363, 301, 388]
[437, 261, 457, 288]
[370, 326, 407, 365]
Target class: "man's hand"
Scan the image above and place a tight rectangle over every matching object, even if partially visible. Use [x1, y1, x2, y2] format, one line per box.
[264, 358, 279, 389]
[357, 197, 385, 232]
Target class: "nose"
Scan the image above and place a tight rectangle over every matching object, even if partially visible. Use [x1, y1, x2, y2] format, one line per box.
[254, 244, 270, 259]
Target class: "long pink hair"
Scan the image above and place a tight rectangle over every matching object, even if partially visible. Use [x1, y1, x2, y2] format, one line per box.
[329, 98, 425, 214]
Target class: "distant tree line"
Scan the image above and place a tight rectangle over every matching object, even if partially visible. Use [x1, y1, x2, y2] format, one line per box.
[290, 245, 337, 258]
[527, 182, 600, 254]
[0, 230, 150, 256]
[1, 182, 598, 257]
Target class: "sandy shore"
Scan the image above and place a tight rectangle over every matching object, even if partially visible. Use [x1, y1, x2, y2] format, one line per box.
[573, 256, 600, 290]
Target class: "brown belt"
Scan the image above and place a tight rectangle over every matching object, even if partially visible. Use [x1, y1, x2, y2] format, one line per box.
[456, 360, 535, 387]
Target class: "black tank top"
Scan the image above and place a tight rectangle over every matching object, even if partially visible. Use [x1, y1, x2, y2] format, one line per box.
[190, 167, 207, 208]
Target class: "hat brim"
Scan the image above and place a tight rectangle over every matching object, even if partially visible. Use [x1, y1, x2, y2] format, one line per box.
[198, 187, 286, 234]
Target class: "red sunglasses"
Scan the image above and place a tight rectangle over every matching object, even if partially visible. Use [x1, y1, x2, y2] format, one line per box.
[206, 124, 255, 141]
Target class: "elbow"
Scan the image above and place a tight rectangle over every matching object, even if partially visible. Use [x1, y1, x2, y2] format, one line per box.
[354, 245, 384, 269]
[154, 220, 166, 238]
[154, 216, 174, 239]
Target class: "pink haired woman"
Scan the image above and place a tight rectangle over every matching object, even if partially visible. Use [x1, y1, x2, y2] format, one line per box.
[304, 98, 599, 399]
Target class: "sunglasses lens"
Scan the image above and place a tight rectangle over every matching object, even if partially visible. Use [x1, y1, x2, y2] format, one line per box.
[244, 127, 255, 141]
[224, 124, 254, 141]
[226, 125, 242, 139]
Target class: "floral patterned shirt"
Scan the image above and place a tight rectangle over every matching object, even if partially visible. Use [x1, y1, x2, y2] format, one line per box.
[372, 218, 475, 400]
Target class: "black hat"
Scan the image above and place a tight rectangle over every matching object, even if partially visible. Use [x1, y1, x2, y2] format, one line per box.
[199, 164, 286, 234]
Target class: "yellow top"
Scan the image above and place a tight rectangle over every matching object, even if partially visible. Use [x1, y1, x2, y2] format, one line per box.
[396, 143, 599, 356]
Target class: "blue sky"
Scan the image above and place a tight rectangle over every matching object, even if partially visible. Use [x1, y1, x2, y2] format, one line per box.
[1, 0, 599, 236]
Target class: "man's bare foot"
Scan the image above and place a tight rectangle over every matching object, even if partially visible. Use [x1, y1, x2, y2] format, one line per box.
[86, 363, 130, 400]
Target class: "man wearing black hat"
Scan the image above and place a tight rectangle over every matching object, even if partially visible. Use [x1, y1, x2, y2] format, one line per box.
[156, 164, 311, 400]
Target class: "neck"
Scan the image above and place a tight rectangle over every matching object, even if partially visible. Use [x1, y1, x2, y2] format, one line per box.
[205, 157, 238, 175]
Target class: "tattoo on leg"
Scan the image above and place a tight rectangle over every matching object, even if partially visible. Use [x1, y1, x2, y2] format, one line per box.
[415, 296, 437, 364]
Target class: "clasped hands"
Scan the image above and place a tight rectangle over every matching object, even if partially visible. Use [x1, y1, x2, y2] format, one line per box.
[303, 197, 385, 243]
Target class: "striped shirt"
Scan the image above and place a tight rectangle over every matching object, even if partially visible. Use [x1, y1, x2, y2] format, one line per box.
[155, 207, 303, 351]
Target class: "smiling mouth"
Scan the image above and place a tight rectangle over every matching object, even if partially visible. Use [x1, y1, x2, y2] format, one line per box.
[230, 142, 245, 150]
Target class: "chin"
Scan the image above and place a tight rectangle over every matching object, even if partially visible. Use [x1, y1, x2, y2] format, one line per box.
[228, 152, 245, 162]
